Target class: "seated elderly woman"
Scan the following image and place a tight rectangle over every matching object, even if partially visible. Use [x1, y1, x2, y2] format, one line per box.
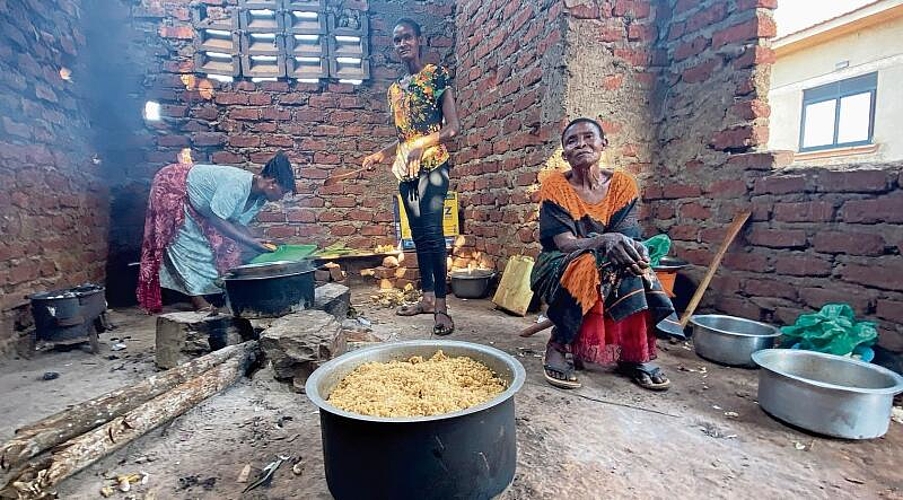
[530, 118, 683, 391]
[137, 152, 295, 313]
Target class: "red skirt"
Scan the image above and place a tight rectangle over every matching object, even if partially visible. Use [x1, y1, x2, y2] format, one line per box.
[571, 300, 657, 365]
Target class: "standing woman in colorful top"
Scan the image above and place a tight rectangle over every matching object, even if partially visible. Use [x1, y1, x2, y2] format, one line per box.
[363, 18, 460, 336]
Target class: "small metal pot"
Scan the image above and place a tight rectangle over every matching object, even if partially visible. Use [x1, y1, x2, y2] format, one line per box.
[752, 349, 903, 439]
[306, 340, 526, 500]
[450, 269, 497, 299]
[690, 315, 781, 368]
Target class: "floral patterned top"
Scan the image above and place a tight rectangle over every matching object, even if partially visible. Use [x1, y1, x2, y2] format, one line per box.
[387, 64, 451, 180]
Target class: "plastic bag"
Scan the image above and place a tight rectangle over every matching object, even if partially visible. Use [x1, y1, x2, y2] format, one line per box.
[642, 234, 672, 267]
[780, 304, 878, 356]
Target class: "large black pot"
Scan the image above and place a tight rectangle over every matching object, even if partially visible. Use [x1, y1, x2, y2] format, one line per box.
[224, 262, 315, 318]
[306, 340, 526, 500]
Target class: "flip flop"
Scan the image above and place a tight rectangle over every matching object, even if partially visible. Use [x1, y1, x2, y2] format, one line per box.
[543, 348, 581, 389]
[396, 302, 433, 316]
[432, 311, 455, 336]
[617, 362, 670, 391]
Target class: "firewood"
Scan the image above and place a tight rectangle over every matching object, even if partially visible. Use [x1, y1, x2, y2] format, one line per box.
[0, 342, 258, 500]
[1, 342, 256, 472]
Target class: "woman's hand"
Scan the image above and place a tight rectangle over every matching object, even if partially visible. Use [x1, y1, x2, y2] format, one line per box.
[253, 240, 277, 253]
[406, 147, 424, 178]
[362, 152, 384, 171]
[596, 234, 649, 276]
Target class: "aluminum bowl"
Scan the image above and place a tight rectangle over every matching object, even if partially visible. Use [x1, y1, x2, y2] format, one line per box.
[690, 315, 781, 367]
[306, 340, 526, 500]
[752, 349, 903, 439]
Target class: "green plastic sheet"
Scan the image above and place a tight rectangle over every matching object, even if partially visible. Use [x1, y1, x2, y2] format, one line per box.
[642, 234, 672, 267]
[249, 244, 318, 264]
[780, 304, 878, 356]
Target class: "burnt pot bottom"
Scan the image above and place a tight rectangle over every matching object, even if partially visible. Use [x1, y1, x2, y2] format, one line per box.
[320, 399, 517, 500]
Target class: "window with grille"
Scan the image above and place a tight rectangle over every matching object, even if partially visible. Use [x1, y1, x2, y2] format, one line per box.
[192, 0, 370, 84]
[799, 72, 877, 152]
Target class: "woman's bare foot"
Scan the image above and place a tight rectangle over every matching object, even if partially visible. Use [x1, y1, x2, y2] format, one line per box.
[190, 296, 218, 316]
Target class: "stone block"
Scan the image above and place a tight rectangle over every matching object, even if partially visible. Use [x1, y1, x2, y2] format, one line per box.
[260, 310, 345, 389]
[315, 283, 351, 320]
[155, 311, 254, 369]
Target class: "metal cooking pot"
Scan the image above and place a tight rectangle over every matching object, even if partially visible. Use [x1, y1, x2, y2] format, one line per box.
[227, 260, 313, 278]
[752, 349, 903, 439]
[690, 315, 781, 368]
[450, 269, 497, 299]
[306, 340, 526, 500]
[224, 263, 315, 318]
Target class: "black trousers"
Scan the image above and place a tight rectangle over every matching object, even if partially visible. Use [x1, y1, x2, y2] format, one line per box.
[399, 164, 449, 299]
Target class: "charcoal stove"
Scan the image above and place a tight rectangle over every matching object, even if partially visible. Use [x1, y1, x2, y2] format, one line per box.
[29, 283, 108, 352]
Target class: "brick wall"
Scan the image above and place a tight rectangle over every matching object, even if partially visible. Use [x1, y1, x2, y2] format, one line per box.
[91, 0, 456, 303]
[450, 0, 567, 268]
[0, 0, 110, 352]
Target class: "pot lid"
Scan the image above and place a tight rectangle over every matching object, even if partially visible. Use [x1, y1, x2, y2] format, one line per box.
[227, 260, 314, 278]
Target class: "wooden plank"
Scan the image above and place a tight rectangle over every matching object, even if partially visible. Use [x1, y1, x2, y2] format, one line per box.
[492, 255, 535, 317]
[679, 211, 752, 328]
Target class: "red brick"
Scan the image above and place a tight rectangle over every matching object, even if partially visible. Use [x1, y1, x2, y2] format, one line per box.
[332, 197, 357, 208]
[707, 180, 748, 198]
[158, 25, 194, 39]
[192, 132, 227, 146]
[818, 170, 890, 193]
[265, 226, 297, 239]
[627, 24, 655, 42]
[260, 107, 292, 121]
[799, 286, 873, 314]
[717, 297, 762, 321]
[674, 36, 708, 62]
[682, 59, 717, 84]
[774, 254, 833, 277]
[684, 2, 728, 32]
[567, 3, 599, 18]
[734, 46, 776, 69]
[841, 194, 903, 223]
[613, 0, 651, 18]
[614, 48, 651, 67]
[737, 0, 779, 9]
[212, 151, 245, 164]
[773, 201, 834, 223]
[747, 227, 808, 248]
[299, 167, 328, 180]
[229, 135, 260, 148]
[876, 300, 903, 323]
[330, 225, 357, 237]
[318, 211, 343, 223]
[731, 99, 771, 120]
[601, 74, 624, 90]
[660, 184, 702, 199]
[286, 209, 316, 223]
[257, 211, 285, 223]
[840, 258, 903, 291]
[668, 224, 698, 241]
[712, 14, 776, 49]
[157, 135, 189, 147]
[722, 251, 769, 272]
[710, 125, 768, 151]
[248, 94, 272, 106]
[680, 201, 712, 220]
[813, 231, 885, 256]
[728, 151, 793, 170]
[262, 134, 294, 147]
[230, 108, 259, 121]
[744, 278, 797, 300]
[753, 175, 808, 195]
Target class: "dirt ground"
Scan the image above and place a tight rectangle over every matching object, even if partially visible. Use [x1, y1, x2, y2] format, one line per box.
[1, 289, 901, 500]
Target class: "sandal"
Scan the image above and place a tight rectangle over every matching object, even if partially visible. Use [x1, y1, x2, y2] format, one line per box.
[432, 311, 455, 336]
[396, 302, 433, 316]
[617, 362, 671, 391]
[543, 345, 581, 389]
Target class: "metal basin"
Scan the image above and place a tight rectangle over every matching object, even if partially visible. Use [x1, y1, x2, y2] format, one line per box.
[752, 349, 903, 439]
[306, 340, 526, 500]
[450, 269, 497, 299]
[690, 315, 781, 367]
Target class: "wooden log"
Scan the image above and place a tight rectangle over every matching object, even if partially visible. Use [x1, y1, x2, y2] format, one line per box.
[0, 341, 258, 500]
[0, 342, 256, 472]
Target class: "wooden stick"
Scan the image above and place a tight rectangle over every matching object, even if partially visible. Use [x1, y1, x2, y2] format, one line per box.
[678, 211, 752, 328]
[1, 342, 255, 472]
[518, 319, 553, 338]
[323, 166, 367, 187]
[0, 342, 258, 499]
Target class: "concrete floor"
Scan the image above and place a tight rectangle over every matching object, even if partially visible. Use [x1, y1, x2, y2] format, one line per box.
[1, 290, 901, 500]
